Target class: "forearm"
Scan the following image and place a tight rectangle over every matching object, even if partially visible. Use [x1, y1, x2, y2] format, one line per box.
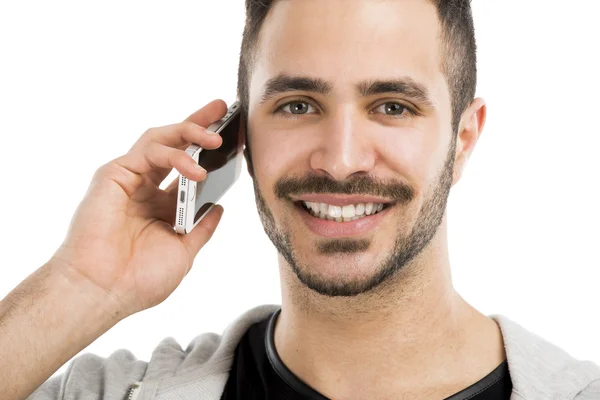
[0, 259, 124, 400]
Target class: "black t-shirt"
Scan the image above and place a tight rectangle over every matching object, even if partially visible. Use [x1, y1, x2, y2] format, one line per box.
[221, 308, 512, 399]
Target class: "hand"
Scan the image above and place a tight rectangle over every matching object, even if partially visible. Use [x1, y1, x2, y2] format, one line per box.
[51, 99, 228, 317]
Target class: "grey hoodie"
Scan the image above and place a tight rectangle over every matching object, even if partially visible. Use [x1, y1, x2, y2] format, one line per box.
[28, 304, 600, 400]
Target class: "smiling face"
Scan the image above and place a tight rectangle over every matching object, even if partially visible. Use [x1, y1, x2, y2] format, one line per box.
[245, 0, 459, 297]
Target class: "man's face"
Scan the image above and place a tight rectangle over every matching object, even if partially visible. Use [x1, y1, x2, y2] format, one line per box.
[246, 0, 456, 297]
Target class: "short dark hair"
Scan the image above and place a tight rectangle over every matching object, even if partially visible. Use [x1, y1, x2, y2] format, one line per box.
[236, 0, 477, 135]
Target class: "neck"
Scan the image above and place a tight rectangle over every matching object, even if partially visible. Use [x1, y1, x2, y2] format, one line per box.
[274, 226, 506, 398]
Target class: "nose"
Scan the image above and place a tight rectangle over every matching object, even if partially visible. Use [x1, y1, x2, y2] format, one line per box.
[309, 105, 376, 181]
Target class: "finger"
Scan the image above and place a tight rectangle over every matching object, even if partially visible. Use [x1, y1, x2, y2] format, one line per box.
[114, 141, 207, 183]
[184, 98, 228, 127]
[144, 121, 223, 185]
[180, 205, 224, 270]
[120, 99, 227, 185]
[138, 99, 227, 149]
[146, 120, 224, 149]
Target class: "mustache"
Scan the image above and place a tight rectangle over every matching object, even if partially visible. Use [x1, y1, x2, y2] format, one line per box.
[274, 174, 414, 204]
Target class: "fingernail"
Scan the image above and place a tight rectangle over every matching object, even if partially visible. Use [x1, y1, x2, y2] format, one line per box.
[206, 130, 218, 135]
[194, 164, 206, 172]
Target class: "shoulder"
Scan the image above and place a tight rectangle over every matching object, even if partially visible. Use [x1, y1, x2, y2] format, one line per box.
[29, 304, 280, 399]
[28, 348, 147, 399]
[576, 379, 600, 399]
[490, 314, 600, 399]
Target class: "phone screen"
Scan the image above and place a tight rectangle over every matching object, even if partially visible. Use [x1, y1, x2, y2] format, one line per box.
[193, 110, 244, 223]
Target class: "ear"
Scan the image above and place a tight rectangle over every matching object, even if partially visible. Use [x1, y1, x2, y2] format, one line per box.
[452, 97, 486, 186]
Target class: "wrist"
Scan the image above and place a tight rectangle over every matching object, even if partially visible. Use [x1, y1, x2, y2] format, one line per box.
[46, 257, 128, 326]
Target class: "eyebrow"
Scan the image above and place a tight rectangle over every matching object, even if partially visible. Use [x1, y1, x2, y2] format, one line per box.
[259, 74, 436, 111]
[260, 75, 333, 103]
[357, 78, 435, 111]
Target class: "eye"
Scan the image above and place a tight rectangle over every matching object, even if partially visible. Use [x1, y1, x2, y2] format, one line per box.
[275, 101, 317, 117]
[372, 102, 415, 118]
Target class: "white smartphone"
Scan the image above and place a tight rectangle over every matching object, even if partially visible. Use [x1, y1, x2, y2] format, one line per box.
[175, 101, 244, 234]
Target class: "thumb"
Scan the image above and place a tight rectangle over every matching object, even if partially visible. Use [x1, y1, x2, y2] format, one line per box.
[181, 204, 225, 263]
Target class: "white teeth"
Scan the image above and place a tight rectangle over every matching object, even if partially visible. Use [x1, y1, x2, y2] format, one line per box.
[319, 202, 328, 215]
[305, 202, 314, 212]
[355, 203, 365, 216]
[342, 204, 355, 218]
[302, 201, 387, 222]
[328, 205, 342, 218]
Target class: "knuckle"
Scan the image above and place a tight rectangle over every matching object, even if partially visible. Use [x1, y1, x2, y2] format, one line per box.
[93, 161, 119, 180]
[141, 139, 154, 153]
[175, 148, 189, 164]
[181, 120, 202, 136]
[179, 120, 194, 130]
[143, 142, 160, 165]
[129, 128, 155, 150]
[165, 147, 175, 163]
[143, 127, 156, 138]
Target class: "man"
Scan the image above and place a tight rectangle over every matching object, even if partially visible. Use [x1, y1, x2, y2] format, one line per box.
[2, 0, 600, 399]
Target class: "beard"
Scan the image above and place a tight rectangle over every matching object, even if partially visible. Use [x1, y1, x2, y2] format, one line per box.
[251, 136, 456, 298]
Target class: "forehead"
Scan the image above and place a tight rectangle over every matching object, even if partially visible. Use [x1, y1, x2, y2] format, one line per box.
[250, 0, 445, 102]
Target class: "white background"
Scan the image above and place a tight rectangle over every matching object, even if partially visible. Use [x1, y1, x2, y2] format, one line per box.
[1, 0, 599, 381]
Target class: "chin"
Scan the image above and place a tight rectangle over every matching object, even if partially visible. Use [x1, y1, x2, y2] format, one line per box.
[293, 241, 386, 281]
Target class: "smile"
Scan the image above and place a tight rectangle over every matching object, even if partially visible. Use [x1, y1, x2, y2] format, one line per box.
[300, 201, 390, 222]
[294, 198, 394, 238]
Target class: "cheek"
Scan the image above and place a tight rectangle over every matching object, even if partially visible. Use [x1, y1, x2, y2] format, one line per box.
[376, 118, 444, 183]
[249, 121, 314, 181]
